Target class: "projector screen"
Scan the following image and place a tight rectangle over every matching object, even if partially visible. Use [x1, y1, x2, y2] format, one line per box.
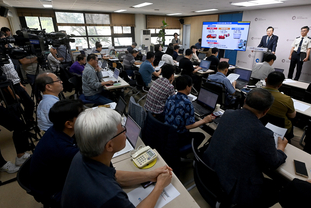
[201, 22, 251, 51]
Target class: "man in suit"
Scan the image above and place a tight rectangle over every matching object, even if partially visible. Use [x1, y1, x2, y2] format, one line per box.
[203, 88, 288, 207]
[258, 26, 278, 54]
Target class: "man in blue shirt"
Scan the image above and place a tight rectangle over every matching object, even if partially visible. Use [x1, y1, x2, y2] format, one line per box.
[62, 107, 172, 208]
[139, 52, 161, 87]
[36, 72, 64, 131]
[207, 61, 236, 106]
[165, 75, 214, 146]
[30, 99, 84, 206]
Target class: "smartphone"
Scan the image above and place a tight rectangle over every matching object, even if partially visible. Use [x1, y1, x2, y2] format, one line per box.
[294, 160, 309, 178]
[141, 181, 155, 189]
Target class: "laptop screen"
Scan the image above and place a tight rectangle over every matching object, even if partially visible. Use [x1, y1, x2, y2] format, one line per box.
[200, 60, 211, 69]
[197, 88, 218, 110]
[113, 69, 120, 79]
[125, 116, 141, 147]
[234, 68, 252, 82]
[115, 97, 126, 115]
[219, 58, 229, 63]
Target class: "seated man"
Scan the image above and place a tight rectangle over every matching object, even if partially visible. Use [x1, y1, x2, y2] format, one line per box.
[164, 75, 214, 146]
[36, 72, 63, 131]
[30, 99, 83, 205]
[195, 38, 202, 50]
[180, 49, 201, 90]
[263, 71, 296, 139]
[123, 49, 141, 76]
[61, 107, 172, 208]
[0, 103, 30, 173]
[205, 47, 219, 72]
[69, 54, 86, 75]
[251, 53, 276, 80]
[208, 61, 236, 105]
[154, 44, 164, 66]
[203, 88, 288, 207]
[82, 54, 113, 105]
[48, 47, 63, 73]
[139, 52, 161, 87]
[127, 41, 137, 53]
[173, 45, 180, 60]
[144, 64, 175, 122]
[92, 41, 102, 53]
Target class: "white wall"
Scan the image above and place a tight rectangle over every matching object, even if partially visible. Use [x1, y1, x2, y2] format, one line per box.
[8, 7, 21, 34]
[134, 14, 146, 47]
[236, 5, 311, 82]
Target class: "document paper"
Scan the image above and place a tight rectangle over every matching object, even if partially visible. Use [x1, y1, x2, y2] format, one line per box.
[292, 99, 310, 112]
[226, 73, 240, 84]
[265, 123, 287, 149]
[127, 183, 180, 208]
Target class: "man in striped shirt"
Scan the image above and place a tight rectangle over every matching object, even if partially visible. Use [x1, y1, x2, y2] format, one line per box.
[144, 64, 175, 122]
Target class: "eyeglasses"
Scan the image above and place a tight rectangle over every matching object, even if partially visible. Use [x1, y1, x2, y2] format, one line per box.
[110, 125, 127, 140]
[47, 77, 62, 84]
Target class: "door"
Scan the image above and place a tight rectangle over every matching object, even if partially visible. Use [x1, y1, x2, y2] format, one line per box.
[183, 24, 191, 50]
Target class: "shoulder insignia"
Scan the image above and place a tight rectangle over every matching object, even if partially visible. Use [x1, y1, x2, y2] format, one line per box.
[296, 36, 300, 39]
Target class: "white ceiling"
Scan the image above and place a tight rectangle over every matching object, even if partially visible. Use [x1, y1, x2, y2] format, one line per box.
[2, 0, 311, 17]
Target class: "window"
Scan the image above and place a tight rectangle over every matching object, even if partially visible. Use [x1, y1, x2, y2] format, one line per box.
[25, 16, 54, 33]
[88, 37, 112, 48]
[70, 37, 88, 49]
[165, 29, 180, 35]
[87, 26, 111, 36]
[114, 37, 133, 46]
[113, 26, 131, 34]
[58, 26, 86, 36]
[85, 13, 110, 24]
[55, 12, 84, 24]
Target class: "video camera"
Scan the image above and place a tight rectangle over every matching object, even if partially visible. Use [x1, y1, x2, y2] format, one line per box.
[0, 36, 28, 66]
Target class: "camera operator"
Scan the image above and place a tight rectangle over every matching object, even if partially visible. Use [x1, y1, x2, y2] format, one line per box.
[51, 30, 73, 69]
[0, 73, 31, 173]
[0, 32, 35, 124]
[48, 47, 63, 73]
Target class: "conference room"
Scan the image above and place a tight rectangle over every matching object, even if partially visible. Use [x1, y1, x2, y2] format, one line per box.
[1, 0, 311, 207]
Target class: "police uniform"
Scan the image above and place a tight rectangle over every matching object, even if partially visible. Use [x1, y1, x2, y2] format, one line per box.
[288, 36, 311, 80]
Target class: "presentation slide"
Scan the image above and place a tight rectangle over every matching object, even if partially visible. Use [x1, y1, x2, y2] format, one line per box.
[201, 22, 251, 51]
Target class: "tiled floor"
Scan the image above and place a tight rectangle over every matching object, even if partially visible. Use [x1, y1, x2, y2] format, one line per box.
[0, 85, 306, 207]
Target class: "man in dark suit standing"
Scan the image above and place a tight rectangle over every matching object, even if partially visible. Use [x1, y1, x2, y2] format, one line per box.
[203, 88, 288, 207]
[258, 26, 278, 54]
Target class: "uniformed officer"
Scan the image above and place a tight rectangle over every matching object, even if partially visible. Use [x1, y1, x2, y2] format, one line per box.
[288, 26, 311, 80]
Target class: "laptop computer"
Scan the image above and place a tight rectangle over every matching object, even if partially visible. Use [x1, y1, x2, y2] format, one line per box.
[200, 60, 212, 72]
[103, 68, 120, 83]
[192, 88, 219, 117]
[113, 116, 141, 158]
[234, 68, 252, 89]
[176, 55, 184, 62]
[275, 68, 284, 73]
[220, 58, 229, 63]
[115, 97, 127, 115]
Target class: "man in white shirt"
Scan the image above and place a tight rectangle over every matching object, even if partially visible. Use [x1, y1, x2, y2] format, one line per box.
[288, 26, 311, 80]
[251, 53, 276, 80]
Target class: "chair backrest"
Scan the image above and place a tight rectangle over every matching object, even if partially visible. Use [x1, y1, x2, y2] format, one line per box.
[133, 71, 146, 88]
[128, 96, 146, 130]
[304, 91, 311, 104]
[142, 112, 181, 175]
[59, 66, 74, 92]
[118, 53, 126, 62]
[260, 113, 285, 128]
[191, 138, 230, 207]
[17, 156, 32, 194]
[68, 75, 82, 95]
[203, 80, 226, 107]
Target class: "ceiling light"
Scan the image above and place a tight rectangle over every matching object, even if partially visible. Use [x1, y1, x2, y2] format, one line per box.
[231, 0, 283, 7]
[167, 13, 182, 16]
[114, 9, 127, 12]
[132, 2, 153, 8]
[43, 4, 53, 8]
[195, 9, 218, 13]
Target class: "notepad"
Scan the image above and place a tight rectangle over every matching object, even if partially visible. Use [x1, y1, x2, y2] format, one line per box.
[265, 123, 287, 149]
[292, 99, 310, 112]
[227, 73, 240, 84]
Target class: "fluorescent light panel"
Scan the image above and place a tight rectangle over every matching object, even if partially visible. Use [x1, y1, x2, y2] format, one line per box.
[132, 2, 153, 8]
[167, 13, 182, 16]
[195, 9, 218, 13]
[43, 4, 53, 8]
[114, 9, 127, 12]
[231, 0, 283, 7]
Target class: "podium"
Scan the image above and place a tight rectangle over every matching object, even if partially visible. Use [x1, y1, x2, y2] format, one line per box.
[247, 46, 268, 66]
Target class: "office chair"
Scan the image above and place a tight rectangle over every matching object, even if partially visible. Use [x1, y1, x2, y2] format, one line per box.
[68, 76, 95, 106]
[192, 138, 235, 208]
[128, 96, 146, 131]
[133, 71, 149, 103]
[118, 53, 126, 62]
[203, 80, 226, 108]
[17, 156, 57, 208]
[141, 112, 192, 176]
